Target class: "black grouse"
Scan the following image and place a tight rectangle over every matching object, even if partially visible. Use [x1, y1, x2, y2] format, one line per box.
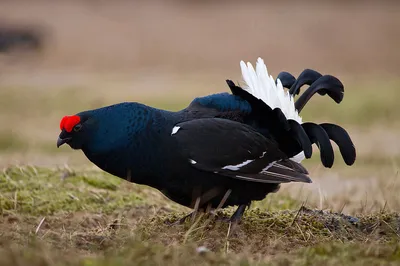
[57, 58, 356, 222]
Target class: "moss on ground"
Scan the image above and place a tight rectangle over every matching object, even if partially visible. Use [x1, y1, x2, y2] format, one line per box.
[0, 166, 400, 265]
[0, 166, 179, 215]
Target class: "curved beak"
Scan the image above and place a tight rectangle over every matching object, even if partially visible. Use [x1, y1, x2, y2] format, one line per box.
[57, 137, 71, 148]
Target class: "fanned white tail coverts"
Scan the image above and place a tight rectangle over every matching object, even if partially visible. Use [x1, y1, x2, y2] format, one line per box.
[240, 57, 305, 162]
[240, 58, 302, 124]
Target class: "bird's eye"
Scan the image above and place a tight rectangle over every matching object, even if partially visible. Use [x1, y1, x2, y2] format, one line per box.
[73, 124, 82, 132]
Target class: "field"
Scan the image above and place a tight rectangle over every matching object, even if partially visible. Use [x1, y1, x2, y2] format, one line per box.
[1, 1, 400, 265]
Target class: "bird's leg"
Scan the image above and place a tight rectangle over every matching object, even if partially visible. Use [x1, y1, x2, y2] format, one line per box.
[229, 204, 248, 223]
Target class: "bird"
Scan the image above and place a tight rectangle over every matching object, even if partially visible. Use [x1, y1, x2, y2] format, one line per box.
[57, 57, 356, 223]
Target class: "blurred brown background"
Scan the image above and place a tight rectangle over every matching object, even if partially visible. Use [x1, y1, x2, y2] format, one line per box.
[0, 1, 399, 77]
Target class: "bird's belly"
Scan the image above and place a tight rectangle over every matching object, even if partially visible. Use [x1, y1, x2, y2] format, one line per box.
[159, 170, 281, 209]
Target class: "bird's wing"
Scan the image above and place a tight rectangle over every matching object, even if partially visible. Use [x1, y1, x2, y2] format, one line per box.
[171, 118, 312, 184]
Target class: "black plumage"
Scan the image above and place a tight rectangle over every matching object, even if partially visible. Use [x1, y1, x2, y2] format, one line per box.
[57, 59, 356, 222]
[173, 118, 310, 184]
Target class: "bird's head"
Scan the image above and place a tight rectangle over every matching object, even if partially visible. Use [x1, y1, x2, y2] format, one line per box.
[57, 114, 95, 150]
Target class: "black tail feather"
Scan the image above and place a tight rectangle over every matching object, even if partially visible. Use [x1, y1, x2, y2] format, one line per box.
[278, 70, 345, 114]
[295, 75, 344, 113]
[288, 120, 313, 159]
[320, 123, 356, 166]
[276, 71, 296, 89]
[302, 122, 334, 168]
[289, 69, 322, 96]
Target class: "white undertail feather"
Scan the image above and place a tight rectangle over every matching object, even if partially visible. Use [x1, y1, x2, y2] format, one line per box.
[240, 58, 302, 124]
[240, 57, 305, 163]
[290, 152, 306, 163]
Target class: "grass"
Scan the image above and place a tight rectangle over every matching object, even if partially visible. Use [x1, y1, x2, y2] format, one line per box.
[0, 166, 400, 265]
[0, 166, 180, 216]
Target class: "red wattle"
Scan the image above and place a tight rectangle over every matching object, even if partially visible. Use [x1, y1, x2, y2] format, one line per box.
[60, 115, 81, 132]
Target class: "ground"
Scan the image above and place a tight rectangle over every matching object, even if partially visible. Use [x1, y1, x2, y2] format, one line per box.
[2, 166, 400, 265]
[0, 1, 400, 265]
